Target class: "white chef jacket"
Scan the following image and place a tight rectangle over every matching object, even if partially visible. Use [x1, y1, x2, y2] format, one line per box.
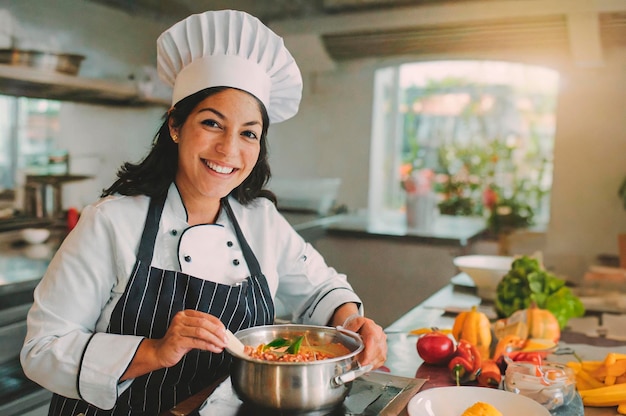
[20, 183, 362, 410]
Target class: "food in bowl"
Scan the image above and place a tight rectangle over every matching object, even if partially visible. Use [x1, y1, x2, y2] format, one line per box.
[245, 333, 351, 362]
[461, 401, 503, 416]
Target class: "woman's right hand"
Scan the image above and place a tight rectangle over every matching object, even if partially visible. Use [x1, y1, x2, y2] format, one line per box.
[122, 310, 227, 380]
[154, 310, 228, 367]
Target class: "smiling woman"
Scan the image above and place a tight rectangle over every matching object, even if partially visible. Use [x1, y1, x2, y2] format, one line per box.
[20, 9, 387, 416]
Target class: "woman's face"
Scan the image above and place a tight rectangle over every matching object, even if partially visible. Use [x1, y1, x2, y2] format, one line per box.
[171, 88, 263, 208]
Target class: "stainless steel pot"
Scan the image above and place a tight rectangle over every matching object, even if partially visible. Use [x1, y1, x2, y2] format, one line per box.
[230, 324, 370, 412]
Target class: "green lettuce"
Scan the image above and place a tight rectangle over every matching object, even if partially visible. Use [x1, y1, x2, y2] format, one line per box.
[495, 256, 585, 328]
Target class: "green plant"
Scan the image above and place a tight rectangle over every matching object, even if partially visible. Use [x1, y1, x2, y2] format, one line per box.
[487, 195, 534, 235]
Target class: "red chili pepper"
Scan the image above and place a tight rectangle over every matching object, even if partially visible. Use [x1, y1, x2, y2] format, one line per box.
[448, 355, 473, 386]
[455, 340, 473, 361]
[510, 351, 543, 365]
[448, 340, 482, 385]
[466, 342, 482, 374]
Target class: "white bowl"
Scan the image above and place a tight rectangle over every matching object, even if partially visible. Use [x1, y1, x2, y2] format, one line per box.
[20, 228, 51, 244]
[407, 386, 550, 416]
[453, 255, 514, 299]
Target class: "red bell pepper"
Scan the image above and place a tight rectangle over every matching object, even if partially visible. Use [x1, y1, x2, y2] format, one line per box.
[448, 339, 482, 386]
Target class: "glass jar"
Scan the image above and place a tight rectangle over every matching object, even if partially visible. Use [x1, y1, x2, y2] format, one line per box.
[504, 361, 576, 410]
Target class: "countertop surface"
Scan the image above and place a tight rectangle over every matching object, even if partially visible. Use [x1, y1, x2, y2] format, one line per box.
[326, 211, 486, 246]
[382, 277, 626, 416]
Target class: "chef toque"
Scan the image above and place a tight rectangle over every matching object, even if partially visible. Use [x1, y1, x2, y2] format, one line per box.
[157, 9, 302, 123]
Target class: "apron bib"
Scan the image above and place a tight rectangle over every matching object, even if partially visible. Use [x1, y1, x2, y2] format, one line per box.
[49, 196, 274, 416]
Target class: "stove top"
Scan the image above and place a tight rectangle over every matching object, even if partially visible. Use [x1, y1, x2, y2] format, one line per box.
[198, 372, 426, 416]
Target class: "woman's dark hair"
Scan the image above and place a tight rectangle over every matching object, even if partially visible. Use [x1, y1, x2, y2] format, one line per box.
[101, 86, 276, 205]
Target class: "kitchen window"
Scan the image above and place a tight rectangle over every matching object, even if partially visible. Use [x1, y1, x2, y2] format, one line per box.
[369, 60, 559, 229]
[0, 95, 62, 200]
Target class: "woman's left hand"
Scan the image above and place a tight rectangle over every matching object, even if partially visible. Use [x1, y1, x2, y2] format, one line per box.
[343, 316, 387, 370]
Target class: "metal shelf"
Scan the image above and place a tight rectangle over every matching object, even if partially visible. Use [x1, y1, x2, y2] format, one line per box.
[0, 64, 169, 107]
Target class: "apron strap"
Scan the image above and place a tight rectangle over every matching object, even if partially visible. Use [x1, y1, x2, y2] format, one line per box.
[221, 198, 263, 278]
[136, 193, 167, 266]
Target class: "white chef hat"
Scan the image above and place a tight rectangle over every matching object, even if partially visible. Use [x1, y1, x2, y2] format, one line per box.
[157, 10, 303, 123]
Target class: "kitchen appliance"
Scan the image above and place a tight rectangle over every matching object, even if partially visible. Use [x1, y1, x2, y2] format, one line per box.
[230, 324, 368, 412]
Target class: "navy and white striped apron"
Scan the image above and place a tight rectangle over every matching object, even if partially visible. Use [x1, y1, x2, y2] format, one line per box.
[48, 195, 275, 415]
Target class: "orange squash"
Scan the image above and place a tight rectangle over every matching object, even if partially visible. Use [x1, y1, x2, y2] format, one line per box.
[494, 303, 560, 343]
[452, 305, 492, 359]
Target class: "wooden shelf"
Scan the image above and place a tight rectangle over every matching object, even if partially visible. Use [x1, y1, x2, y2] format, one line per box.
[0, 64, 169, 107]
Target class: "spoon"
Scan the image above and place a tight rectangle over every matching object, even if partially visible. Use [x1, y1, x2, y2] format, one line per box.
[224, 329, 247, 359]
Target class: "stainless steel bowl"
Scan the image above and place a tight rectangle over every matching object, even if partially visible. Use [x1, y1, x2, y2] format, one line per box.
[0, 49, 85, 75]
[230, 324, 368, 412]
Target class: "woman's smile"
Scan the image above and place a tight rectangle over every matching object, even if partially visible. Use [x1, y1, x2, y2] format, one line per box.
[204, 159, 236, 175]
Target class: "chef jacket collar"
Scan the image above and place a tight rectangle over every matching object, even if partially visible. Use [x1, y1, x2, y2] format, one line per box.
[166, 183, 229, 226]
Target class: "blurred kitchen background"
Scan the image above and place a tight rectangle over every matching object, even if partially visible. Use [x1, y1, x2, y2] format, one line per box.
[0, 0, 626, 373]
[1, 1, 626, 413]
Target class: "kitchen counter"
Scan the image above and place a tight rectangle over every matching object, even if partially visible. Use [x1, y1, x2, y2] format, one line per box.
[382, 276, 626, 415]
[326, 211, 486, 247]
[0, 230, 61, 416]
[0, 234, 61, 294]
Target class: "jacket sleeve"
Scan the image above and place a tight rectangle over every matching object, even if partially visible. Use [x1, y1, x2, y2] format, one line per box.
[269, 210, 363, 325]
[20, 201, 143, 410]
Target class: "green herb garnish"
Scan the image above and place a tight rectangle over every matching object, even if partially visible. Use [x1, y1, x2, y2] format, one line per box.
[264, 337, 290, 350]
[286, 335, 304, 354]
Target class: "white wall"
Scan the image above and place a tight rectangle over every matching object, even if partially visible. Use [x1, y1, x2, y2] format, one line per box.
[269, 65, 375, 207]
[4, 0, 626, 282]
[546, 47, 626, 278]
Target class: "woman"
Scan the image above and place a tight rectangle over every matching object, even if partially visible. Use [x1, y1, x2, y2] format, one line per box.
[21, 9, 386, 415]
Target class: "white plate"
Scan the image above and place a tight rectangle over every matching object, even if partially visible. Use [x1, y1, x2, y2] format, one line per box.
[407, 386, 550, 416]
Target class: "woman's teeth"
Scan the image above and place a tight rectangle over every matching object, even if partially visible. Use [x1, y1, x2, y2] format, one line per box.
[206, 161, 234, 174]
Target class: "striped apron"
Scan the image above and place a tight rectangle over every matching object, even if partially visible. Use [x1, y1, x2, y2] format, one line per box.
[48, 196, 275, 415]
